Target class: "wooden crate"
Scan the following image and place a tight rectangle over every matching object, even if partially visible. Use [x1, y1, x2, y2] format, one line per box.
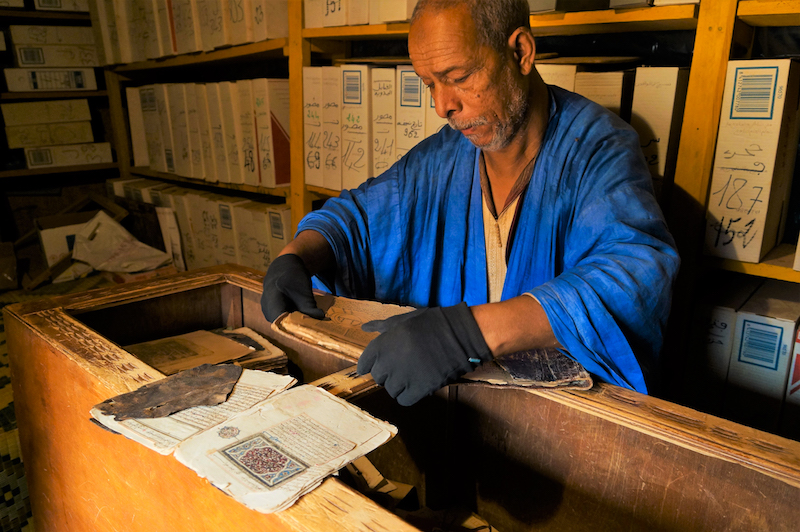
[4, 265, 800, 531]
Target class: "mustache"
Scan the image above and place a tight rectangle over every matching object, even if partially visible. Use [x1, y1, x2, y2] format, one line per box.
[448, 116, 489, 131]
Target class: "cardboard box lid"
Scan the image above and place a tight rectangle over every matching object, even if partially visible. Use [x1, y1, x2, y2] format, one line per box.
[739, 279, 800, 322]
[36, 210, 97, 232]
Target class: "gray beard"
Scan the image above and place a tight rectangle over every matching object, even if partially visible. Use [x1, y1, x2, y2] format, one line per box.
[450, 74, 530, 152]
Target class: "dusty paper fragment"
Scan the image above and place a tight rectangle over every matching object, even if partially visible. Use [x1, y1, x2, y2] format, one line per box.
[95, 363, 243, 420]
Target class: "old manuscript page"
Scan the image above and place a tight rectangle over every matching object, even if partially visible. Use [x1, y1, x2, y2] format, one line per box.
[90, 370, 297, 455]
[174, 384, 397, 513]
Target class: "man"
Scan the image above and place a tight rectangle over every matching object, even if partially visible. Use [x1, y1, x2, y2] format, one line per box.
[262, 0, 679, 406]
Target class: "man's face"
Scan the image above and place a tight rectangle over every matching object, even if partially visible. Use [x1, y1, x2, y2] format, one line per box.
[408, 5, 529, 152]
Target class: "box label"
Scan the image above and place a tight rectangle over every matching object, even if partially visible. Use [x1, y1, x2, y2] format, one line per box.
[738, 319, 783, 370]
[342, 70, 362, 105]
[731, 67, 779, 120]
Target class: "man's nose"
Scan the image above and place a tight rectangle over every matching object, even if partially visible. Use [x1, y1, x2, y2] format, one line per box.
[432, 85, 460, 119]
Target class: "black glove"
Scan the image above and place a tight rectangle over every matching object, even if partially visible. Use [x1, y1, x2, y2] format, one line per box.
[357, 303, 493, 406]
[260, 254, 326, 322]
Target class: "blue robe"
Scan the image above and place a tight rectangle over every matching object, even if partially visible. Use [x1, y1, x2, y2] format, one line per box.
[298, 86, 680, 394]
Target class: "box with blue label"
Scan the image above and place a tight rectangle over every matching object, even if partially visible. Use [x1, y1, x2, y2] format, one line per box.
[704, 59, 800, 263]
[725, 279, 800, 432]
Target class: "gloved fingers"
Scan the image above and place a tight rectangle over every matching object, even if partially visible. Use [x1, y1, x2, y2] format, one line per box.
[396, 387, 425, 407]
[361, 308, 425, 333]
[292, 291, 326, 320]
[357, 343, 380, 376]
[382, 375, 408, 401]
[261, 289, 290, 323]
[361, 318, 390, 333]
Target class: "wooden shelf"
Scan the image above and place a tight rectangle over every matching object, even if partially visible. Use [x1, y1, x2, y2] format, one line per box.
[306, 185, 342, 198]
[1, 91, 107, 100]
[111, 39, 289, 73]
[0, 8, 90, 21]
[529, 4, 698, 35]
[0, 162, 118, 180]
[738, 0, 800, 27]
[303, 23, 411, 39]
[130, 167, 290, 197]
[302, 5, 698, 39]
[709, 243, 800, 283]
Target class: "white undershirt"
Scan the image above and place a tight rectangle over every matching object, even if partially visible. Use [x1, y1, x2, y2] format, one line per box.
[483, 194, 520, 303]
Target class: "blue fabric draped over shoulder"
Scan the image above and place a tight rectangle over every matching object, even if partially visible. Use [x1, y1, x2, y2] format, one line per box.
[298, 86, 680, 394]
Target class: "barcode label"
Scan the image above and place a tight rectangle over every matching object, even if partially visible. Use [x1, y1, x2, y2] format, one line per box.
[731, 66, 779, 120]
[29, 70, 86, 90]
[219, 204, 232, 229]
[27, 148, 53, 166]
[37, 0, 63, 6]
[400, 71, 422, 108]
[140, 87, 157, 112]
[19, 47, 45, 65]
[738, 320, 782, 370]
[151, 191, 162, 206]
[133, 189, 144, 202]
[165, 149, 175, 172]
[269, 212, 284, 239]
[342, 71, 362, 105]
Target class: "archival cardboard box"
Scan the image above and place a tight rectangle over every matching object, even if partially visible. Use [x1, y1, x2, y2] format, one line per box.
[726, 279, 800, 431]
[35, 210, 95, 282]
[686, 271, 763, 412]
[781, 328, 800, 440]
[705, 59, 800, 263]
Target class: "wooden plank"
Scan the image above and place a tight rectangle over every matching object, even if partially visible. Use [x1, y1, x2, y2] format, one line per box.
[310, 365, 379, 402]
[0, 91, 107, 100]
[710, 242, 800, 282]
[302, 5, 698, 39]
[535, 384, 800, 489]
[663, 0, 739, 395]
[303, 23, 411, 39]
[221, 283, 244, 329]
[129, 166, 290, 197]
[738, 0, 800, 27]
[289, 0, 313, 235]
[111, 39, 288, 72]
[0, 162, 118, 179]
[0, 8, 90, 21]
[105, 70, 131, 179]
[458, 385, 800, 531]
[670, 0, 738, 211]
[529, 4, 698, 36]
[306, 184, 342, 197]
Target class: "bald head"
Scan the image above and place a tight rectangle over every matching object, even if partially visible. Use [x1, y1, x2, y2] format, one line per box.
[411, 0, 531, 55]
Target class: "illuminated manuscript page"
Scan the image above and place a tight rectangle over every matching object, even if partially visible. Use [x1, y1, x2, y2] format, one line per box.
[174, 384, 397, 513]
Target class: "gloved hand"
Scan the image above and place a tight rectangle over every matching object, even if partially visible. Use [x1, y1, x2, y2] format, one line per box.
[260, 254, 326, 322]
[357, 303, 493, 406]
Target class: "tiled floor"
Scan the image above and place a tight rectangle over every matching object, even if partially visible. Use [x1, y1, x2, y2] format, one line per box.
[0, 275, 113, 532]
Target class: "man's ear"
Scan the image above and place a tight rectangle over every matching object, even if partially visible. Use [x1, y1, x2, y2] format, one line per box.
[509, 27, 536, 76]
